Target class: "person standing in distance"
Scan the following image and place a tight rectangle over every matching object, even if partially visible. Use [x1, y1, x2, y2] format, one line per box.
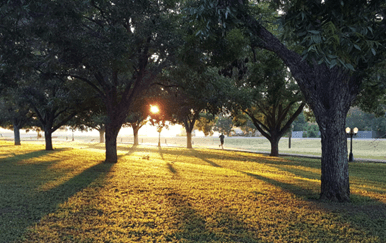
[219, 133, 225, 149]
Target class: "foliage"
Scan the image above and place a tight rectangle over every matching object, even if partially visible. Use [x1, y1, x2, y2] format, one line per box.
[214, 114, 234, 136]
[194, 112, 218, 137]
[20, 74, 93, 150]
[0, 141, 385, 242]
[278, 0, 386, 71]
[17, 0, 184, 162]
[0, 88, 34, 130]
[292, 112, 308, 131]
[184, 0, 386, 202]
[232, 113, 257, 136]
[303, 124, 320, 138]
[227, 49, 305, 155]
[160, 66, 226, 137]
[346, 107, 386, 137]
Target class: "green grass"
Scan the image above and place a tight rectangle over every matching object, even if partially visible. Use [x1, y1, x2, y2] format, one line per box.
[1, 141, 386, 242]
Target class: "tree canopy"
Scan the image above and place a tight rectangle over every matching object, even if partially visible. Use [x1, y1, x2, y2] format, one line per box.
[185, 0, 386, 202]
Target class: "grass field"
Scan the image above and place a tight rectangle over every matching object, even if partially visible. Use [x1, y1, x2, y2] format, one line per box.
[0, 141, 385, 242]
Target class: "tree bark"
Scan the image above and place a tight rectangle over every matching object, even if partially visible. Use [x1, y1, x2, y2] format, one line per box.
[44, 129, 53, 150]
[13, 124, 21, 146]
[105, 123, 121, 163]
[269, 136, 280, 156]
[318, 112, 350, 201]
[186, 132, 192, 148]
[133, 126, 139, 146]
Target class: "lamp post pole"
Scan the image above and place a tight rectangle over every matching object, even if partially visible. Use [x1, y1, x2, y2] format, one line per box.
[349, 132, 354, 162]
[346, 127, 358, 162]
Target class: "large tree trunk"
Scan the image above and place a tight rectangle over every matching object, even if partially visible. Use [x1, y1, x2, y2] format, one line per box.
[183, 119, 196, 149]
[269, 136, 280, 156]
[186, 132, 192, 148]
[133, 126, 139, 146]
[318, 110, 350, 202]
[105, 123, 121, 163]
[13, 124, 21, 146]
[44, 129, 53, 150]
[300, 68, 356, 202]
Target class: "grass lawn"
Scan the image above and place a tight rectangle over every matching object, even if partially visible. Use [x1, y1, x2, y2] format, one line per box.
[0, 141, 385, 242]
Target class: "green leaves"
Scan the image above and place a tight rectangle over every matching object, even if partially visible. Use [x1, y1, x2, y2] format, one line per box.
[280, 0, 386, 72]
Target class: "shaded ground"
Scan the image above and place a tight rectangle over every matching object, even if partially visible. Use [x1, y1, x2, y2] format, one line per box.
[0, 141, 385, 242]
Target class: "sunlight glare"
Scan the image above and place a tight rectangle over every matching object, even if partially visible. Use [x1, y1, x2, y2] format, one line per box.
[150, 105, 160, 114]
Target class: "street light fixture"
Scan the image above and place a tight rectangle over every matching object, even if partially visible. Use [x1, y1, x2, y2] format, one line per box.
[345, 127, 358, 162]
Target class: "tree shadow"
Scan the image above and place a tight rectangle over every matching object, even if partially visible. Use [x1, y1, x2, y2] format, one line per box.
[242, 170, 386, 240]
[188, 148, 222, 167]
[116, 144, 138, 158]
[158, 146, 164, 160]
[164, 189, 259, 242]
[241, 171, 318, 199]
[166, 162, 178, 175]
[0, 155, 113, 243]
[0, 148, 67, 164]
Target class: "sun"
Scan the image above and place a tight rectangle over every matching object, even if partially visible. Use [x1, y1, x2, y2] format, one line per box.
[150, 105, 159, 114]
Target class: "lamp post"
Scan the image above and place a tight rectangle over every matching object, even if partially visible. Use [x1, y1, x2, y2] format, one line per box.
[345, 127, 358, 162]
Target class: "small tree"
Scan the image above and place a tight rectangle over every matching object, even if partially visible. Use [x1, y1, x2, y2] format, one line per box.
[21, 76, 92, 150]
[228, 51, 305, 156]
[195, 112, 217, 137]
[214, 115, 234, 136]
[0, 89, 34, 145]
[124, 99, 151, 146]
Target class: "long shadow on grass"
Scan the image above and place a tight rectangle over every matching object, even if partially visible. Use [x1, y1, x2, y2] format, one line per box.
[165, 190, 259, 242]
[122, 144, 138, 157]
[242, 171, 317, 199]
[243, 170, 386, 240]
[260, 156, 322, 181]
[188, 149, 222, 167]
[0, 158, 113, 243]
[0, 149, 63, 164]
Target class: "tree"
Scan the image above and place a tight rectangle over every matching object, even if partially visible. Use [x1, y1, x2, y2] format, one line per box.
[0, 89, 34, 145]
[292, 112, 308, 132]
[69, 100, 107, 143]
[0, 2, 32, 93]
[147, 92, 177, 148]
[229, 50, 305, 156]
[21, 75, 91, 150]
[186, 0, 386, 201]
[215, 115, 234, 136]
[160, 65, 226, 148]
[195, 112, 217, 136]
[124, 98, 151, 146]
[28, 0, 182, 162]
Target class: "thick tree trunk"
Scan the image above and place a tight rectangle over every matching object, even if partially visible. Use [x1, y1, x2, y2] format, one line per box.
[99, 129, 105, 143]
[13, 125, 21, 146]
[186, 132, 192, 148]
[319, 115, 350, 201]
[133, 127, 139, 146]
[269, 136, 280, 156]
[105, 123, 121, 163]
[44, 129, 53, 150]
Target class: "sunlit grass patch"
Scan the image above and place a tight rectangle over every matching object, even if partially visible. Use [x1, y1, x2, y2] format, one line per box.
[0, 141, 385, 242]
